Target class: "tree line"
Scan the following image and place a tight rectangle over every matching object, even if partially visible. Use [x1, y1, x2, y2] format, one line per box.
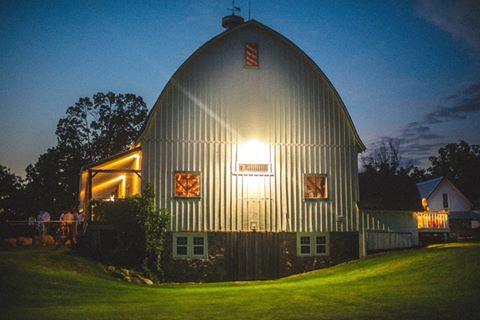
[359, 140, 480, 210]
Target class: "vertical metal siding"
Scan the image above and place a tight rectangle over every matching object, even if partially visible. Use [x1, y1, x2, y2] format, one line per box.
[141, 25, 361, 233]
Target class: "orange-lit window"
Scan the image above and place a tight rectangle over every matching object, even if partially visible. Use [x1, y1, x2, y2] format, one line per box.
[174, 172, 201, 198]
[304, 174, 328, 199]
[245, 43, 259, 67]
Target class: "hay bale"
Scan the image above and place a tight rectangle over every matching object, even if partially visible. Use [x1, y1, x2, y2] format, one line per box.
[39, 235, 55, 246]
[3, 238, 17, 247]
[17, 237, 33, 246]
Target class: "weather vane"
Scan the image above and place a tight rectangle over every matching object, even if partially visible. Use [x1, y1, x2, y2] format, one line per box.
[227, 0, 241, 16]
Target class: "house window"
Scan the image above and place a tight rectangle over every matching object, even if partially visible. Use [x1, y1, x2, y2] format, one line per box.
[297, 233, 329, 256]
[174, 172, 201, 198]
[442, 193, 449, 208]
[304, 174, 328, 199]
[173, 233, 207, 259]
[245, 43, 259, 67]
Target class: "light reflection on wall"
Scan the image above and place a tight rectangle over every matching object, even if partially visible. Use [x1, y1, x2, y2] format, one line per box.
[238, 140, 269, 164]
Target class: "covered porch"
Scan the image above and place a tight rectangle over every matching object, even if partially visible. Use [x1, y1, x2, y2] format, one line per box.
[415, 211, 449, 245]
[79, 147, 142, 220]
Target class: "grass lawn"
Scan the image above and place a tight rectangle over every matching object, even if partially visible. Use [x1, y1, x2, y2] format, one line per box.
[1, 243, 479, 320]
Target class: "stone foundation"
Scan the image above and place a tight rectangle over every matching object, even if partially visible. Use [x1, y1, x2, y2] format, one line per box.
[163, 231, 359, 282]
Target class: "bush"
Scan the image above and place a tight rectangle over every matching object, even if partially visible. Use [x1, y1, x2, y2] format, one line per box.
[82, 184, 170, 279]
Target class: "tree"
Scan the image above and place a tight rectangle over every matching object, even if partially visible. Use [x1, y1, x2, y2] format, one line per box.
[55, 92, 147, 162]
[428, 141, 480, 204]
[0, 165, 23, 214]
[24, 148, 69, 216]
[359, 140, 422, 211]
[25, 92, 148, 216]
[408, 166, 431, 183]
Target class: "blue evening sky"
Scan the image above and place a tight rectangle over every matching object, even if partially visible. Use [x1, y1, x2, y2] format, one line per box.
[1, 0, 479, 175]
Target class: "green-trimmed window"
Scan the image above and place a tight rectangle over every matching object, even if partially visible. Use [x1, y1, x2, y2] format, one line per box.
[173, 233, 207, 259]
[297, 233, 329, 257]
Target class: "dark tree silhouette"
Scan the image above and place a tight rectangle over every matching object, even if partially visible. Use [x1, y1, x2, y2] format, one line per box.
[0, 165, 23, 214]
[428, 141, 480, 205]
[359, 140, 422, 211]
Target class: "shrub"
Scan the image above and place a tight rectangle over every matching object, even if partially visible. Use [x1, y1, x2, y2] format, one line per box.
[83, 184, 170, 279]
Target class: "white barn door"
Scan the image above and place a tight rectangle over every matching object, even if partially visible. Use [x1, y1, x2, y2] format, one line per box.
[243, 176, 270, 231]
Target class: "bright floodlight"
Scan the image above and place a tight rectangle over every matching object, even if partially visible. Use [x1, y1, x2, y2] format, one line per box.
[238, 140, 269, 164]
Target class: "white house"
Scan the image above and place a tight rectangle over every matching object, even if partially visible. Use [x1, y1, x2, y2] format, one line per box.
[417, 177, 472, 213]
[416, 177, 478, 242]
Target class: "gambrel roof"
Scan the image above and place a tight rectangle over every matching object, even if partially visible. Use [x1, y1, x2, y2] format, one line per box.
[139, 19, 365, 152]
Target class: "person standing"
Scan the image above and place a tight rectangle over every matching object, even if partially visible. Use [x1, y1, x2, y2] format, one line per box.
[36, 211, 44, 236]
[77, 210, 86, 234]
[59, 211, 66, 237]
[41, 210, 51, 235]
[63, 210, 77, 245]
[27, 216, 35, 237]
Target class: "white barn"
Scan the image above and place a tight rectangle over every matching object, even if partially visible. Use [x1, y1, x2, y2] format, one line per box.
[81, 15, 366, 280]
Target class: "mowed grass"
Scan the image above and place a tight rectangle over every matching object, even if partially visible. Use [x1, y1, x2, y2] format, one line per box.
[1, 243, 479, 320]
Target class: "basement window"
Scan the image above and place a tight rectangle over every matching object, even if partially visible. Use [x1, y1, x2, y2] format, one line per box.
[173, 233, 208, 259]
[297, 233, 329, 257]
[174, 172, 201, 198]
[300, 236, 311, 254]
[193, 237, 205, 255]
[304, 174, 328, 200]
[176, 236, 188, 256]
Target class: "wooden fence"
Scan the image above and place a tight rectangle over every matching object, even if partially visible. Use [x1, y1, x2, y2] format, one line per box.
[366, 230, 414, 252]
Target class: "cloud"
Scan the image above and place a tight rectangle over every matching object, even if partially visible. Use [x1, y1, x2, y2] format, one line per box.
[423, 83, 480, 124]
[401, 142, 445, 156]
[400, 122, 444, 142]
[368, 81, 480, 166]
[417, 0, 480, 54]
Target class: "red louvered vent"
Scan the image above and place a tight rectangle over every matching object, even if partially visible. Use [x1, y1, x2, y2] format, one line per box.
[245, 43, 259, 67]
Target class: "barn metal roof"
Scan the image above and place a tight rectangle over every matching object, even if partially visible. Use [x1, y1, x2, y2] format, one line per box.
[138, 19, 366, 152]
[416, 177, 444, 200]
[80, 146, 141, 171]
